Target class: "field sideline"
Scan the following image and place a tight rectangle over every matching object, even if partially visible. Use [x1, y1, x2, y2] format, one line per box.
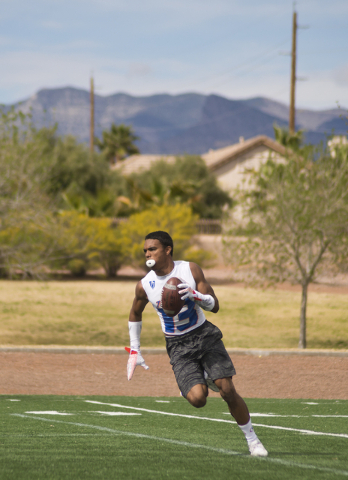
[0, 280, 348, 349]
[1, 395, 348, 480]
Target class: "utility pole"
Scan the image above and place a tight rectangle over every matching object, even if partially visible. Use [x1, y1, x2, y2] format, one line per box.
[289, 10, 297, 134]
[90, 75, 94, 154]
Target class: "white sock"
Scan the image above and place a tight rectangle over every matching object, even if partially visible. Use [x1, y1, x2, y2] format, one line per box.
[238, 418, 258, 443]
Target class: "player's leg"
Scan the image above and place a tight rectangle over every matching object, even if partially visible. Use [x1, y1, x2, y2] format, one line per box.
[214, 377, 249, 424]
[200, 324, 268, 457]
[214, 376, 268, 456]
[186, 383, 208, 408]
[166, 334, 208, 406]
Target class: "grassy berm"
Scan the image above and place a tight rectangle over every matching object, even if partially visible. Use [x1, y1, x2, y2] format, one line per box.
[0, 280, 347, 349]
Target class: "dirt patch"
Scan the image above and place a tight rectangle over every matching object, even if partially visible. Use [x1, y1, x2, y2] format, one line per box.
[1, 352, 347, 400]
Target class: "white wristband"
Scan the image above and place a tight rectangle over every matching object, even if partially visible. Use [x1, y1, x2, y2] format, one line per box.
[178, 282, 216, 312]
[197, 293, 215, 311]
[128, 321, 142, 352]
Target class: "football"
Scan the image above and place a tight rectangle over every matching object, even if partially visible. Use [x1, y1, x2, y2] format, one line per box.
[161, 277, 185, 317]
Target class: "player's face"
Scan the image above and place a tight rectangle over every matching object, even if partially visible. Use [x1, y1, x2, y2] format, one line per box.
[143, 239, 171, 267]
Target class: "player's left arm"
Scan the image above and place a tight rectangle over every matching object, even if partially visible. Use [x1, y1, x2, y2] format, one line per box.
[178, 262, 219, 313]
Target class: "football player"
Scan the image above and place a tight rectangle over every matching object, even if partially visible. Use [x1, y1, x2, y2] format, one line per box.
[127, 230, 268, 457]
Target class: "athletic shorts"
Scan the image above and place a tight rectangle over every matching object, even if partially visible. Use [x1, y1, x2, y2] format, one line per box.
[165, 320, 236, 398]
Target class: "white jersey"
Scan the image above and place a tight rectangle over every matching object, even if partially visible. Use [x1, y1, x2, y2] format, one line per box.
[141, 260, 206, 337]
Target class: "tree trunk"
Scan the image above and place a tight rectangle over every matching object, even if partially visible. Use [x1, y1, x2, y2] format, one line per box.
[103, 257, 121, 278]
[298, 281, 308, 348]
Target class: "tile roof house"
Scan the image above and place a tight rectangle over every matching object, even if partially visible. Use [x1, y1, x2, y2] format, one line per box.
[112, 154, 176, 176]
[113, 135, 287, 193]
[202, 135, 287, 192]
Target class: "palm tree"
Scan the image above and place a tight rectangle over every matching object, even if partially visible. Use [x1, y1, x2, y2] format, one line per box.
[96, 124, 139, 164]
[273, 124, 303, 152]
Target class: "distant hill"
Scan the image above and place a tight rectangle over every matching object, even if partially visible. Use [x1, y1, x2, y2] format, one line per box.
[10, 87, 347, 154]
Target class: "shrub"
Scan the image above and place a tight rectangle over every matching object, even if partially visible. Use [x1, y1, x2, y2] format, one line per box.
[68, 259, 87, 277]
[120, 204, 213, 268]
[56, 212, 127, 278]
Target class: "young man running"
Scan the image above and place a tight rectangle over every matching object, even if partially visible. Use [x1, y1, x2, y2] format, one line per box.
[127, 230, 268, 457]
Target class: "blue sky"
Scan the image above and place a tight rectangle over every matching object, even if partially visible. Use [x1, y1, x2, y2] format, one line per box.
[1, 0, 347, 110]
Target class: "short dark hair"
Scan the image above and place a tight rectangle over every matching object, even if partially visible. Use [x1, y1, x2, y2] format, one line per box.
[145, 231, 174, 256]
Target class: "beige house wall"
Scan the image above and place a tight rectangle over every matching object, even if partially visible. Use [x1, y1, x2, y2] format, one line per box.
[213, 146, 284, 194]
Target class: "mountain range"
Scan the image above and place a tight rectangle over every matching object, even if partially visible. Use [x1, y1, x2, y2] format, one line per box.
[9, 87, 347, 154]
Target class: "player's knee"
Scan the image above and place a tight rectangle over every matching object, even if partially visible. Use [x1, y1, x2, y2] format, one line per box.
[190, 395, 207, 408]
[186, 387, 207, 408]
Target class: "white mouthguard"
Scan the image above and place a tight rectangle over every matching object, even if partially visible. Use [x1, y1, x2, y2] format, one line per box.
[146, 259, 156, 268]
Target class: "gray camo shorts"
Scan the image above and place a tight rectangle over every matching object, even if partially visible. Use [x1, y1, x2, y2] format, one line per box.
[165, 320, 236, 398]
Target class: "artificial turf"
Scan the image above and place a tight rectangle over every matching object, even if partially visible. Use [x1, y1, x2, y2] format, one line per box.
[1, 395, 347, 479]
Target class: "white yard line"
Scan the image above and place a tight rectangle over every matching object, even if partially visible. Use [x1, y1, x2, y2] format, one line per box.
[85, 400, 348, 439]
[312, 415, 348, 418]
[85, 400, 237, 423]
[232, 413, 348, 418]
[0, 433, 113, 437]
[92, 411, 141, 416]
[251, 423, 348, 439]
[249, 413, 303, 418]
[11, 414, 348, 477]
[25, 411, 74, 415]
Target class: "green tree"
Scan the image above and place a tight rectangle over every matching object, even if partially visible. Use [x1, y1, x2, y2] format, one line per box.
[96, 123, 139, 164]
[46, 135, 128, 217]
[56, 212, 127, 278]
[123, 155, 232, 218]
[0, 109, 64, 277]
[0, 214, 63, 279]
[87, 217, 126, 277]
[223, 142, 348, 348]
[120, 204, 214, 268]
[0, 109, 130, 276]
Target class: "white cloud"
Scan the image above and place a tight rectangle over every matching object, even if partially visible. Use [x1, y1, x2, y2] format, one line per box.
[294, 72, 348, 110]
[0, 50, 191, 102]
[0, 48, 346, 110]
[334, 64, 348, 87]
[0, 0, 347, 111]
[127, 63, 153, 79]
[0, 51, 121, 101]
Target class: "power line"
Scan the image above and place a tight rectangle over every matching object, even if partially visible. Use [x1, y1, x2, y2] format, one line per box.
[184, 38, 290, 89]
[207, 50, 286, 90]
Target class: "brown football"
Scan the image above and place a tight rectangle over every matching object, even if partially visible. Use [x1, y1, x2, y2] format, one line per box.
[161, 277, 185, 317]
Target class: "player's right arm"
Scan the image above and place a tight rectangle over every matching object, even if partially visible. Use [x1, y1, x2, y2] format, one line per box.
[126, 281, 149, 379]
[129, 281, 149, 323]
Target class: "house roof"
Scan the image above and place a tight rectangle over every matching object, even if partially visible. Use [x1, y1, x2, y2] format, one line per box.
[112, 154, 175, 175]
[201, 135, 287, 172]
[113, 135, 287, 175]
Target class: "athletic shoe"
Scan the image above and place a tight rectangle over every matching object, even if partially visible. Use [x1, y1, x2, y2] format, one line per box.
[204, 371, 219, 392]
[248, 439, 268, 457]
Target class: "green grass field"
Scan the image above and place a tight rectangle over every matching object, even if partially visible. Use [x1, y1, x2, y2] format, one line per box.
[1, 395, 347, 479]
[0, 280, 347, 349]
